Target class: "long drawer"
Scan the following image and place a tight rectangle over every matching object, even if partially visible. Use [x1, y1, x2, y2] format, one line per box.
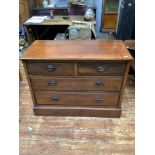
[77, 62, 126, 76]
[30, 76, 123, 91]
[27, 62, 75, 76]
[34, 91, 120, 107]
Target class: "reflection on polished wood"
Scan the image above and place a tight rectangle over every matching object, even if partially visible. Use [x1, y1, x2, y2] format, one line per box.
[22, 40, 133, 61]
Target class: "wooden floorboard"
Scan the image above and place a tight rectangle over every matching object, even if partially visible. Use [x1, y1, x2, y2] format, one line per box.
[19, 65, 135, 155]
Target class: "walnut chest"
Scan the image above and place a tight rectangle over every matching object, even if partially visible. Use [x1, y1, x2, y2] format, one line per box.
[22, 40, 133, 117]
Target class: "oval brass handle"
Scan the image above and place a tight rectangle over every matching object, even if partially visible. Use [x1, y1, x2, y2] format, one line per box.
[52, 96, 59, 101]
[96, 65, 105, 72]
[47, 64, 56, 71]
[95, 97, 103, 103]
[48, 80, 57, 86]
[96, 81, 104, 86]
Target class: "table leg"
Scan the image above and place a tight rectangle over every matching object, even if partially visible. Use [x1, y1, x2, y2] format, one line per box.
[24, 25, 34, 46]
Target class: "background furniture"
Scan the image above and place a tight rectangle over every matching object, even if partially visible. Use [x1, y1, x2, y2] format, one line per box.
[24, 15, 96, 45]
[32, 7, 96, 16]
[19, 0, 30, 24]
[102, 0, 119, 32]
[124, 40, 135, 72]
[27, 0, 96, 16]
[116, 0, 135, 40]
[22, 0, 97, 45]
[24, 16, 69, 45]
[19, 26, 28, 81]
[21, 40, 133, 117]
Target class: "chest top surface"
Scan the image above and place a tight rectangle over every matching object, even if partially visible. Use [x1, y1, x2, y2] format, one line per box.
[22, 40, 133, 61]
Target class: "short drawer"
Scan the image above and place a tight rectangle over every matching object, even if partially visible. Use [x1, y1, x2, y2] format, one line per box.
[27, 62, 75, 76]
[34, 91, 120, 107]
[77, 62, 126, 76]
[30, 76, 123, 91]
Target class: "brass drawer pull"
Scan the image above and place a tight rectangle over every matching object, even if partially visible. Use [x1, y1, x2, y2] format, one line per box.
[52, 96, 59, 101]
[95, 97, 103, 103]
[47, 64, 56, 71]
[96, 65, 105, 72]
[48, 80, 57, 86]
[96, 81, 104, 86]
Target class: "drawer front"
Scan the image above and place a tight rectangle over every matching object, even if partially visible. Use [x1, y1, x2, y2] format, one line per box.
[27, 62, 75, 76]
[35, 91, 120, 107]
[31, 77, 123, 91]
[77, 62, 126, 76]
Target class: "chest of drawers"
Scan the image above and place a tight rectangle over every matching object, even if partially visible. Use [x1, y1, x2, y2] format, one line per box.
[22, 40, 133, 117]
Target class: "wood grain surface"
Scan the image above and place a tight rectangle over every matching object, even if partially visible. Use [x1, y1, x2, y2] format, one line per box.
[34, 91, 120, 107]
[30, 76, 123, 91]
[21, 40, 133, 61]
[20, 66, 135, 155]
[19, 0, 29, 24]
[27, 62, 75, 76]
[77, 62, 126, 76]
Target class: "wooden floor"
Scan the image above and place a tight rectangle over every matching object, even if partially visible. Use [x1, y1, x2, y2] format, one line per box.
[19, 65, 135, 155]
